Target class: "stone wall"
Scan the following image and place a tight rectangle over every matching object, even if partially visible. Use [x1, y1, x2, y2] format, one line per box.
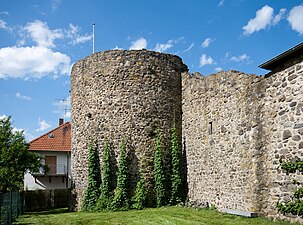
[182, 71, 269, 212]
[183, 59, 303, 221]
[70, 50, 187, 210]
[70, 48, 303, 221]
[263, 61, 303, 222]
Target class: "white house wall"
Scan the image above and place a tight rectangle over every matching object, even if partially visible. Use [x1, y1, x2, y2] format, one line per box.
[24, 151, 71, 190]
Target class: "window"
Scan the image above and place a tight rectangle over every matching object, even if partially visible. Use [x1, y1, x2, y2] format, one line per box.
[45, 156, 57, 174]
[208, 121, 213, 135]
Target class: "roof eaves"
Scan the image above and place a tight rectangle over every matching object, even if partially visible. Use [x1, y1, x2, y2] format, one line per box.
[259, 42, 303, 71]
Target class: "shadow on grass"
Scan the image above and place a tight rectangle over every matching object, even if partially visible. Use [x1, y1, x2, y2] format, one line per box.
[25, 207, 69, 215]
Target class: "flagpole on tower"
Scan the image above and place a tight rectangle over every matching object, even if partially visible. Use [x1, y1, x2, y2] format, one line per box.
[92, 22, 95, 54]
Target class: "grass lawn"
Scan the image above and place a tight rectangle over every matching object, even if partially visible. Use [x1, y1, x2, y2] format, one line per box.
[13, 207, 300, 225]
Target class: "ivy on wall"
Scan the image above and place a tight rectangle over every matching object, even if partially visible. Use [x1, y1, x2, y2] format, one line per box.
[154, 131, 167, 207]
[82, 139, 101, 211]
[111, 139, 130, 211]
[97, 139, 112, 210]
[170, 122, 182, 205]
[277, 159, 303, 216]
[82, 122, 187, 211]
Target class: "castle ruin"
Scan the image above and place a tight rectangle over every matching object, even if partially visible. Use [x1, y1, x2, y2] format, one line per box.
[71, 43, 303, 221]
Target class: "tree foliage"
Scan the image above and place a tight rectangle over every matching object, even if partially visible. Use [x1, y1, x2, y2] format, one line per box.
[170, 122, 182, 205]
[97, 139, 112, 210]
[82, 139, 101, 211]
[277, 159, 303, 216]
[154, 131, 166, 207]
[111, 139, 130, 211]
[0, 116, 41, 192]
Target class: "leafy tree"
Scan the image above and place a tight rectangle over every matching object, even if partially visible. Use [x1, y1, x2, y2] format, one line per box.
[82, 139, 101, 211]
[277, 159, 303, 216]
[111, 139, 130, 211]
[132, 173, 148, 210]
[97, 139, 112, 210]
[0, 116, 41, 192]
[154, 131, 166, 207]
[170, 122, 182, 205]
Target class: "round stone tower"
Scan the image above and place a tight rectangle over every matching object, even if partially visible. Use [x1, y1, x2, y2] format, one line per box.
[70, 49, 188, 210]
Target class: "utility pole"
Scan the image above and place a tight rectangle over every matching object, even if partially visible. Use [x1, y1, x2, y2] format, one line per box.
[92, 22, 95, 54]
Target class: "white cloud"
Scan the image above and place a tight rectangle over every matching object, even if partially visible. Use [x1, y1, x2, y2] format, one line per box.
[243, 5, 274, 36]
[0, 46, 71, 79]
[0, 114, 8, 120]
[218, 0, 224, 7]
[230, 53, 250, 63]
[201, 38, 214, 48]
[24, 20, 63, 48]
[36, 118, 52, 132]
[16, 92, 32, 101]
[51, 0, 61, 12]
[0, 11, 9, 15]
[272, 8, 286, 25]
[0, 19, 7, 29]
[67, 23, 92, 45]
[71, 34, 92, 45]
[183, 43, 194, 53]
[154, 40, 174, 52]
[215, 67, 223, 72]
[199, 54, 215, 67]
[288, 5, 303, 35]
[53, 96, 70, 119]
[113, 46, 123, 50]
[129, 37, 147, 50]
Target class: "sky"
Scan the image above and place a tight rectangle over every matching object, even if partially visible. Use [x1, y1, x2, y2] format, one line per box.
[0, 0, 303, 141]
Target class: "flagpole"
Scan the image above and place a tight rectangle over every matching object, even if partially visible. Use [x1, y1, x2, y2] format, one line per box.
[92, 22, 95, 54]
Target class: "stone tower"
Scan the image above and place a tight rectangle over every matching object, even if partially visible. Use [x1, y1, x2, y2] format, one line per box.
[70, 49, 188, 210]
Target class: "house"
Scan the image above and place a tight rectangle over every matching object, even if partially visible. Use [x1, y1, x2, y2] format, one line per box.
[24, 119, 71, 190]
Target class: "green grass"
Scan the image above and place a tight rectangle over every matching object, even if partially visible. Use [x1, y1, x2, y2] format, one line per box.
[13, 207, 300, 225]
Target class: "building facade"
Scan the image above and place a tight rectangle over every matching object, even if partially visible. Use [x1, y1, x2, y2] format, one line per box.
[24, 120, 71, 190]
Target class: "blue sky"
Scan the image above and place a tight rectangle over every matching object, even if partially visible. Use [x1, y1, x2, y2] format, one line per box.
[0, 0, 303, 140]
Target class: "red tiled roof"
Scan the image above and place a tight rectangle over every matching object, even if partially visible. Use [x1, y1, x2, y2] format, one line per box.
[29, 122, 71, 152]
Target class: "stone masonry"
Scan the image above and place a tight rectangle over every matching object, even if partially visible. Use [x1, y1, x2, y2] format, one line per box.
[71, 48, 303, 221]
[183, 60, 303, 222]
[70, 50, 187, 210]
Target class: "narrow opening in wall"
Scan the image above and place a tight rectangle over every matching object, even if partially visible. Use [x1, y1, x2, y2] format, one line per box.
[208, 121, 213, 135]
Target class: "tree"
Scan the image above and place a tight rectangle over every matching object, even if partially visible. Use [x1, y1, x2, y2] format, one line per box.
[0, 116, 41, 192]
[170, 122, 182, 205]
[82, 139, 101, 211]
[111, 139, 130, 210]
[154, 131, 166, 207]
[97, 139, 112, 210]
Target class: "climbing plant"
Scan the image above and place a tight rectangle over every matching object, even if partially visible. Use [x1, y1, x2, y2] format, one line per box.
[132, 173, 148, 210]
[154, 131, 166, 207]
[111, 139, 130, 211]
[97, 139, 112, 210]
[276, 159, 303, 216]
[169, 122, 182, 205]
[82, 139, 101, 211]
